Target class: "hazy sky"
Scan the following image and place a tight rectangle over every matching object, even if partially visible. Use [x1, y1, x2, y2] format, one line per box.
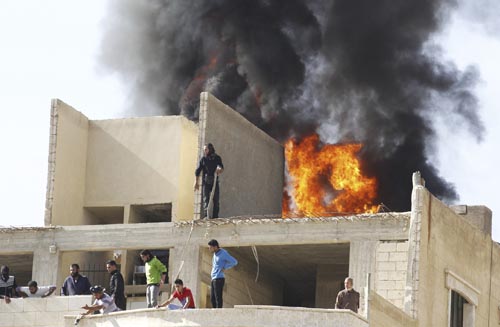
[0, 1, 498, 240]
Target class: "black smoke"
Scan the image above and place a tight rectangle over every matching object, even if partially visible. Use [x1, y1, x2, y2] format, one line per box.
[99, 0, 483, 211]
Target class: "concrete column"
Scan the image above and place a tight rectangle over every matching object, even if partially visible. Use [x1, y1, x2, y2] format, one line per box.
[404, 172, 426, 318]
[169, 244, 201, 307]
[349, 241, 377, 315]
[32, 246, 60, 286]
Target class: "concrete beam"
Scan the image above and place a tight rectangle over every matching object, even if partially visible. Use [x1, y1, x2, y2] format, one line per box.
[1, 214, 410, 254]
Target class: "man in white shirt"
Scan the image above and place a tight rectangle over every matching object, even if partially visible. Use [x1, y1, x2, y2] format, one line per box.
[17, 281, 56, 298]
[81, 285, 120, 314]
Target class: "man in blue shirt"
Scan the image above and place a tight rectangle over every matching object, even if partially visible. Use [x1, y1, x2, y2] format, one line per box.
[208, 239, 237, 308]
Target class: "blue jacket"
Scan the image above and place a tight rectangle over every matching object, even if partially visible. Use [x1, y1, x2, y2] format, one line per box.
[211, 248, 238, 279]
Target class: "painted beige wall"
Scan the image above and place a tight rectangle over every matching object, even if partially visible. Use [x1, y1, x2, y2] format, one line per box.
[85, 116, 197, 221]
[47, 100, 198, 225]
[369, 291, 417, 327]
[47, 100, 90, 226]
[415, 188, 495, 326]
[488, 243, 500, 325]
[195, 92, 284, 219]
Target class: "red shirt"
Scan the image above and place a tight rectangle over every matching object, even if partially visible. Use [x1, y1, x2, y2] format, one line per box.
[173, 287, 195, 308]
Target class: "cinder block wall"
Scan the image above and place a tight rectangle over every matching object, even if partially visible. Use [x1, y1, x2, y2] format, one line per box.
[0, 295, 91, 327]
[375, 240, 408, 309]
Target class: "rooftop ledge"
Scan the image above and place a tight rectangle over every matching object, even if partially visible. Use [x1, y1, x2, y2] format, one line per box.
[65, 305, 368, 327]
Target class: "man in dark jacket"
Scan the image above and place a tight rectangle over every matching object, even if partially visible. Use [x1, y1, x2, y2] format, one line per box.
[61, 263, 91, 296]
[335, 277, 360, 313]
[194, 143, 224, 218]
[106, 260, 126, 310]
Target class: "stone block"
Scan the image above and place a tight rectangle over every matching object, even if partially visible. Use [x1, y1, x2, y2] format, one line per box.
[22, 298, 47, 312]
[396, 242, 408, 252]
[13, 312, 36, 326]
[376, 281, 394, 291]
[388, 271, 406, 281]
[0, 298, 24, 312]
[396, 261, 408, 271]
[35, 311, 63, 326]
[377, 262, 396, 271]
[46, 296, 69, 312]
[376, 252, 389, 261]
[67, 296, 90, 311]
[376, 271, 388, 281]
[389, 252, 407, 262]
[0, 313, 15, 327]
[378, 242, 397, 252]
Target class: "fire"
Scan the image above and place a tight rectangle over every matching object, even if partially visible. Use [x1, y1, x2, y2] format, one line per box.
[283, 134, 378, 217]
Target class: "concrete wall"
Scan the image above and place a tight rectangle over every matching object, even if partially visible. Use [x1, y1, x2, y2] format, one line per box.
[369, 291, 417, 327]
[489, 242, 500, 325]
[63, 306, 368, 327]
[315, 264, 347, 309]
[195, 92, 284, 219]
[375, 240, 408, 309]
[200, 247, 284, 308]
[413, 186, 495, 326]
[46, 100, 90, 226]
[85, 116, 197, 221]
[46, 101, 198, 225]
[0, 295, 91, 327]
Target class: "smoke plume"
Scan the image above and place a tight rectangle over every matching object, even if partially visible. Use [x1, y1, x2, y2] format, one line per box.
[99, 0, 483, 211]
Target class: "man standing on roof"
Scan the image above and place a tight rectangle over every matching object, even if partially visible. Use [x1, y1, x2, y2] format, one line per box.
[106, 260, 126, 310]
[140, 250, 167, 308]
[194, 143, 224, 218]
[208, 239, 237, 308]
[335, 277, 360, 313]
[61, 263, 92, 296]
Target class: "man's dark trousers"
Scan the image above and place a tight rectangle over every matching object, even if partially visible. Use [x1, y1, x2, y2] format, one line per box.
[203, 182, 220, 218]
[211, 278, 225, 308]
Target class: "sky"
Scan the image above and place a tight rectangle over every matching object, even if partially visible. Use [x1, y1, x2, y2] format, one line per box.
[0, 1, 498, 240]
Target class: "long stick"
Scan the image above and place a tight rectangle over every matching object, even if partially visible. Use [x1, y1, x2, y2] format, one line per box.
[206, 173, 218, 219]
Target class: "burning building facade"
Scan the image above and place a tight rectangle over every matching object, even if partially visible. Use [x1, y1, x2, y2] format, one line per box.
[0, 94, 498, 327]
[100, 0, 484, 215]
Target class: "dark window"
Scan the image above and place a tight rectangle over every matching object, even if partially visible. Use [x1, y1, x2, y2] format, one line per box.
[450, 290, 468, 327]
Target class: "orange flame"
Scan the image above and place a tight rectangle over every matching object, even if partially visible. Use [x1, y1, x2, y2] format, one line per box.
[283, 134, 378, 216]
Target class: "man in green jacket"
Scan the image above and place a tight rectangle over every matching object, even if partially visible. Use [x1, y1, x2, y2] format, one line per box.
[140, 250, 167, 308]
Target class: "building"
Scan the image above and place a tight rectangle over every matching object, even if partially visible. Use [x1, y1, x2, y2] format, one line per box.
[0, 93, 498, 327]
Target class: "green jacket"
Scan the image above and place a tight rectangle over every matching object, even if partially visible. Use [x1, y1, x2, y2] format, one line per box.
[145, 256, 167, 285]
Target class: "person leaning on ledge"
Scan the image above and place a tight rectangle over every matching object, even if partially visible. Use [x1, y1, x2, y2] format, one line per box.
[335, 277, 360, 313]
[17, 281, 56, 298]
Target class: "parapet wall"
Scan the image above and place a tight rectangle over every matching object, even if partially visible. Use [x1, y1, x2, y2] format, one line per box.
[63, 306, 368, 327]
[0, 295, 91, 327]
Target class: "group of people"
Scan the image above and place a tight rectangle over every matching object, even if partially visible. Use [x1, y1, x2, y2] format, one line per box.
[0, 265, 57, 303]
[1, 143, 361, 315]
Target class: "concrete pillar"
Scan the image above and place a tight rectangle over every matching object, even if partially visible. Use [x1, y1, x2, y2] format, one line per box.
[169, 244, 201, 307]
[32, 247, 60, 286]
[349, 241, 377, 315]
[404, 172, 426, 318]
